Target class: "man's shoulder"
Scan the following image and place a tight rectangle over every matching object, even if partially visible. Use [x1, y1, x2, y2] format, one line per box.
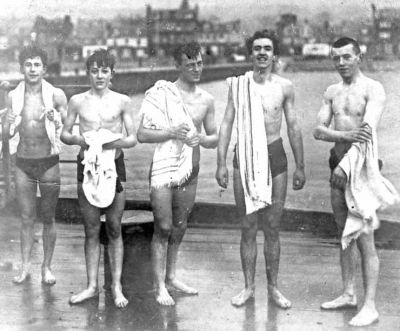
[325, 82, 341, 97]
[109, 90, 130, 102]
[271, 74, 292, 86]
[196, 87, 214, 103]
[69, 91, 89, 104]
[361, 75, 384, 89]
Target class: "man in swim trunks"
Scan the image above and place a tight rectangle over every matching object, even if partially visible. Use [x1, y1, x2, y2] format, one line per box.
[4, 46, 67, 285]
[61, 49, 137, 308]
[216, 30, 305, 308]
[137, 41, 218, 306]
[314, 37, 386, 327]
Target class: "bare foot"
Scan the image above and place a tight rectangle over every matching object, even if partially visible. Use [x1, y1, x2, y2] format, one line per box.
[231, 288, 255, 307]
[349, 306, 379, 327]
[41, 267, 56, 286]
[321, 294, 357, 310]
[268, 286, 291, 309]
[13, 264, 31, 284]
[112, 284, 129, 308]
[156, 286, 175, 306]
[69, 287, 99, 304]
[166, 279, 198, 295]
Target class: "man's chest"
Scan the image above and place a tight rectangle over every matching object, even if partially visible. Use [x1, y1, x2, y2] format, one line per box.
[79, 98, 121, 122]
[332, 88, 367, 116]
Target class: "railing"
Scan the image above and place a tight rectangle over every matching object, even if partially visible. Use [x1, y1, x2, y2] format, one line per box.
[0, 84, 90, 202]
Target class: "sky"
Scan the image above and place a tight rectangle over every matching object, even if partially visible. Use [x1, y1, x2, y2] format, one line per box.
[0, 0, 399, 21]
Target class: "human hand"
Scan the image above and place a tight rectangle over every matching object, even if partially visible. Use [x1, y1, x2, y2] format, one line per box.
[7, 111, 16, 124]
[184, 130, 200, 147]
[293, 167, 306, 190]
[171, 123, 190, 140]
[331, 166, 347, 189]
[344, 123, 371, 143]
[216, 165, 229, 189]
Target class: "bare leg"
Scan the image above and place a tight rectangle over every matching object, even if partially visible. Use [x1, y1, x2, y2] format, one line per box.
[69, 184, 100, 304]
[165, 180, 198, 295]
[349, 231, 379, 326]
[38, 163, 60, 286]
[231, 168, 257, 307]
[321, 187, 358, 310]
[104, 187, 128, 308]
[151, 187, 175, 306]
[261, 172, 291, 309]
[13, 167, 36, 284]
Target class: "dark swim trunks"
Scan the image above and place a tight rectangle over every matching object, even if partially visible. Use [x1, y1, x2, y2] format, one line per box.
[149, 163, 200, 189]
[329, 147, 383, 186]
[16, 155, 59, 180]
[233, 138, 288, 178]
[77, 151, 126, 193]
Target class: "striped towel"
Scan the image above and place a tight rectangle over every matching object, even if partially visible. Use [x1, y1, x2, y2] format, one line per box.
[227, 71, 272, 214]
[140, 80, 196, 189]
[8, 79, 62, 155]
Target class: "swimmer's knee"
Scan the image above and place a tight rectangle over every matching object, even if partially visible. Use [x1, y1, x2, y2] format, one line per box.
[84, 223, 101, 238]
[20, 215, 35, 227]
[264, 228, 280, 243]
[241, 221, 258, 241]
[154, 223, 172, 239]
[105, 223, 122, 240]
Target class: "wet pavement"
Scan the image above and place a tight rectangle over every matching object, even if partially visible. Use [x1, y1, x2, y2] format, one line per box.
[0, 214, 399, 331]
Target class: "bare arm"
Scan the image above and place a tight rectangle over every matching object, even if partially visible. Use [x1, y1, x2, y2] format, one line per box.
[283, 82, 305, 190]
[60, 96, 86, 147]
[313, 87, 372, 143]
[53, 88, 68, 123]
[363, 81, 385, 130]
[3, 92, 13, 138]
[198, 96, 218, 149]
[104, 97, 137, 149]
[215, 88, 235, 188]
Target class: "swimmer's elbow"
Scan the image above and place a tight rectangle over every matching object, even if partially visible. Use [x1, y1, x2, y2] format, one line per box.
[313, 127, 323, 140]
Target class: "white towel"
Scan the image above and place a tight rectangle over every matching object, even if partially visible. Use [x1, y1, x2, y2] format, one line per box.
[8, 80, 62, 155]
[339, 129, 400, 249]
[140, 80, 196, 189]
[227, 71, 272, 215]
[81, 129, 123, 208]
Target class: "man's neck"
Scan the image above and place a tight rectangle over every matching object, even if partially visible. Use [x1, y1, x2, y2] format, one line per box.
[175, 78, 196, 93]
[25, 80, 42, 94]
[342, 69, 362, 85]
[90, 87, 110, 97]
[252, 66, 273, 84]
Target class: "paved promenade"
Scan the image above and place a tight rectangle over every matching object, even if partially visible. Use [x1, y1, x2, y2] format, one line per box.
[0, 214, 399, 330]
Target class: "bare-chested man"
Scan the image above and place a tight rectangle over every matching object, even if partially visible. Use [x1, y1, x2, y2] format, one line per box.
[4, 46, 67, 285]
[137, 42, 218, 306]
[313, 37, 387, 326]
[216, 30, 305, 308]
[61, 49, 137, 308]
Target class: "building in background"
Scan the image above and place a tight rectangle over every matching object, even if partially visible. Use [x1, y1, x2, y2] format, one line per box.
[372, 4, 400, 58]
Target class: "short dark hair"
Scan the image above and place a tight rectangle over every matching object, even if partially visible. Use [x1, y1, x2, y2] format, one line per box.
[86, 49, 116, 71]
[172, 41, 202, 64]
[246, 29, 279, 56]
[331, 37, 361, 55]
[19, 45, 48, 67]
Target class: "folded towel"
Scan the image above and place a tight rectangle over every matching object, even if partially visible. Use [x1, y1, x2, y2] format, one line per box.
[140, 80, 196, 188]
[227, 71, 272, 215]
[8, 80, 61, 155]
[339, 129, 400, 249]
[81, 129, 123, 208]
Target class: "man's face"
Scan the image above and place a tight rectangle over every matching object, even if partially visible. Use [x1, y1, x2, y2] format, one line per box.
[251, 38, 274, 70]
[177, 53, 203, 83]
[88, 62, 113, 90]
[331, 44, 361, 79]
[21, 56, 46, 84]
